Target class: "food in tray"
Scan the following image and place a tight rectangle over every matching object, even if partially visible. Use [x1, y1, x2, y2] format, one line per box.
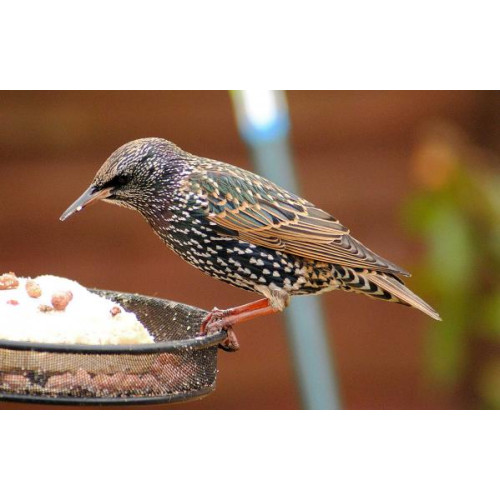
[0, 351, 192, 397]
[0, 272, 154, 345]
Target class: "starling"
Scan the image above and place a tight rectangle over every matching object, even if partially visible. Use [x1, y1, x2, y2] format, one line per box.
[61, 138, 441, 350]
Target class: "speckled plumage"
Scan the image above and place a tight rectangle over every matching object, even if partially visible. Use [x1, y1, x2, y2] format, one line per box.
[61, 138, 441, 326]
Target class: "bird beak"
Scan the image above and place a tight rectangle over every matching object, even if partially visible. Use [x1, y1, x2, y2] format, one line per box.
[60, 186, 113, 221]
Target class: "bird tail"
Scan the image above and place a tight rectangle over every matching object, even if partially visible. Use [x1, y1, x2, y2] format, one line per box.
[366, 272, 441, 321]
[335, 266, 441, 321]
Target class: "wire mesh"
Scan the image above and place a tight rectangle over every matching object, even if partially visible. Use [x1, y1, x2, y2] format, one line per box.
[0, 290, 226, 405]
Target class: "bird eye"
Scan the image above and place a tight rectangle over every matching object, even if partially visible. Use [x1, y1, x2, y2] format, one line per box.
[114, 174, 129, 186]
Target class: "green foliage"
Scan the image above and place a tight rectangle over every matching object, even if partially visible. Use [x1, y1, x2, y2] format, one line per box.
[404, 132, 500, 403]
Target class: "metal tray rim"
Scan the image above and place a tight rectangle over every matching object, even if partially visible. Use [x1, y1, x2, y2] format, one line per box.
[0, 384, 215, 406]
[0, 289, 226, 354]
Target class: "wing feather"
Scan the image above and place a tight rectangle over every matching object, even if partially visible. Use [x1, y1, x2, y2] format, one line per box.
[188, 167, 410, 276]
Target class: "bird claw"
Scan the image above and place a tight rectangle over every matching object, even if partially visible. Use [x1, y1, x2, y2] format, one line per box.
[200, 307, 240, 352]
[199, 307, 225, 335]
[217, 327, 240, 352]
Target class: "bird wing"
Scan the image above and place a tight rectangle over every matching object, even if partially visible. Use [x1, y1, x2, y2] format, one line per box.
[187, 167, 410, 276]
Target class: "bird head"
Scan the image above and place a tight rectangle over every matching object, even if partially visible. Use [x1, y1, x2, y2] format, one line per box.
[60, 138, 186, 221]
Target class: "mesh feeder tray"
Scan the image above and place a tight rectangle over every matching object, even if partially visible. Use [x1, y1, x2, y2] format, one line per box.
[0, 290, 227, 406]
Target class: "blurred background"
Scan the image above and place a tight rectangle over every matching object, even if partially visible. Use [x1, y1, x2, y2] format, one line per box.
[1, 90, 499, 410]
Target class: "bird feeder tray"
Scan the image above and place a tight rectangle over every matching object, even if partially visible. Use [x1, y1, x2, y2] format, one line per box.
[0, 290, 226, 406]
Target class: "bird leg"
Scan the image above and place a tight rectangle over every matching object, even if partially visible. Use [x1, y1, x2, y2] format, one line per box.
[201, 298, 275, 333]
[200, 298, 278, 352]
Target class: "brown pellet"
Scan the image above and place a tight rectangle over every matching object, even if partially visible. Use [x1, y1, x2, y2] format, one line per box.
[110, 306, 121, 316]
[51, 290, 73, 311]
[26, 280, 42, 298]
[46, 372, 76, 390]
[92, 374, 115, 392]
[0, 272, 19, 290]
[1, 373, 30, 390]
[74, 368, 92, 389]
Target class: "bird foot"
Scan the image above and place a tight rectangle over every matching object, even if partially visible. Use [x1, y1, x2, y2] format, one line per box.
[199, 299, 277, 353]
[217, 327, 240, 352]
[200, 307, 227, 335]
[200, 307, 240, 352]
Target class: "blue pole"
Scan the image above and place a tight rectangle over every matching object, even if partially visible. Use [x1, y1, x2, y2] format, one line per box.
[230, 91, 341, 409]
